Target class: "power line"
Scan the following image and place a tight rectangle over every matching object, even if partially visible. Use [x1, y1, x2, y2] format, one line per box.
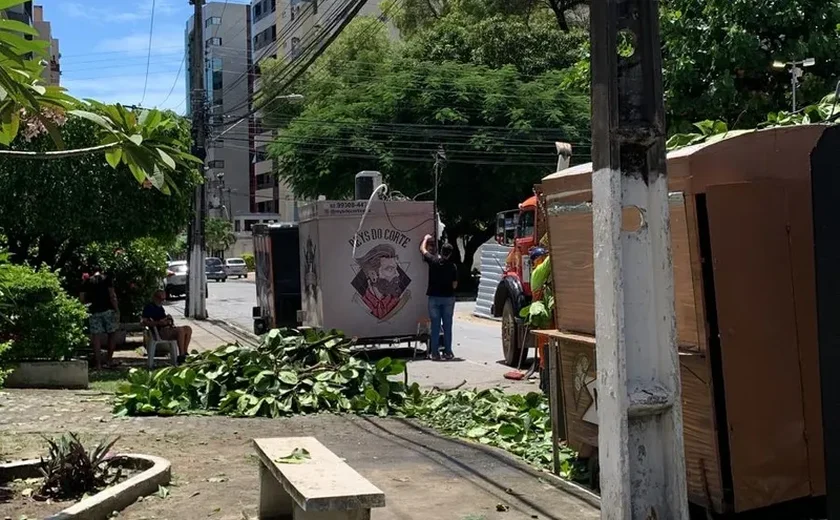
[140, 0, 158, 106]
[218, 0, 368, 120]
[158, 56, 186, 108]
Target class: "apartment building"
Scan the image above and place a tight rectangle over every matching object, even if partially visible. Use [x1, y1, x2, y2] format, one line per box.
[4, 1, 31, 25]
[2, 3, 60, 86]
[185, 2, 255, 233]
[33, 5, 60, 85]
[250, 0, 285, 221]
[248, 0, 392, 222]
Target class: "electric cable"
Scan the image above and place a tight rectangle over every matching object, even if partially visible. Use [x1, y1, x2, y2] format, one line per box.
[140, 0, 158, 105]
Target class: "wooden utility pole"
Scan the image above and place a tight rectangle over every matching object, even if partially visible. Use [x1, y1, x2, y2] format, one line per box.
[186, 0, 208, 319]
[589, 1, 689, 518]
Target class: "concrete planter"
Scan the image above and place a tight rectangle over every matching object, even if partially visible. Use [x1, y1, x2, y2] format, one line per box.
[0, 454, 171, 520]
[4, 359, 89, 389]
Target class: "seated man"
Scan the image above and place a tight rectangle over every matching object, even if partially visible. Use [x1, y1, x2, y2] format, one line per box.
[141, 290, 192, 364]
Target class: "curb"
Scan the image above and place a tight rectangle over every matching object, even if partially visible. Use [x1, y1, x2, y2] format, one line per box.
[207, 318, 260, 347]
[395, 418, 601, 510]
[1, 454, 171, 520]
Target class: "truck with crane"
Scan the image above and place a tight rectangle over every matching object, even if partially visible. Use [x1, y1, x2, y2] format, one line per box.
[490, 143, 572, 367]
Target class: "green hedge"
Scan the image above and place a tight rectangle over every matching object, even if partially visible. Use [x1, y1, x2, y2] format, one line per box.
[242, 253, 255, 272]
[64, 238, 168, 322]
[0, 264, 88, 362]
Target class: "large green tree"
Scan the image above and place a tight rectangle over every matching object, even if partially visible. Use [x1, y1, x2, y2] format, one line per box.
[0, 115, 201, 268]
[661, 0, 840, 131]
[267, 21, 590, 283]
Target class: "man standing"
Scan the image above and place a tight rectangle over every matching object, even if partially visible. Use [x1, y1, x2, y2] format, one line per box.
[142, 290, 193, 364]
[80, 266, 119, 370]
[420, 234, 458, 360]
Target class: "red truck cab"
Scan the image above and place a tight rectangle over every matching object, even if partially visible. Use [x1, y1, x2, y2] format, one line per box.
[492, 195, 538, 365]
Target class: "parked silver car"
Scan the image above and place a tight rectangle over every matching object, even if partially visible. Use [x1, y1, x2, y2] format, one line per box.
[164, 260, 209, 300]
[225, 257, 248, 278]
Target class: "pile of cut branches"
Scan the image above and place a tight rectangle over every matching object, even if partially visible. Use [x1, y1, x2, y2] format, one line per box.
[114, 328, 418, 417]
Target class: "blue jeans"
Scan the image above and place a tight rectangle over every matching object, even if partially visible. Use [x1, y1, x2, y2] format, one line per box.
[428, 296, 455, 356]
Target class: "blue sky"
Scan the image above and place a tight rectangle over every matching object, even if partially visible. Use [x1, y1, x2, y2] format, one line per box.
[37, 0, 218, 113]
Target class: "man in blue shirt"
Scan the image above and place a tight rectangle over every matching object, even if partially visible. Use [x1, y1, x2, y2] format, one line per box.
[141, 290, 192, 364]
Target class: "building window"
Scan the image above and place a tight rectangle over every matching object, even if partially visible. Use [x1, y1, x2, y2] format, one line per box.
[244, 219, 259, 231]
[234, 220, 241, 232]
[206, 37, 222, 46]
[256, 173, 274, 190]
[257, 201, 276, 213]
[290, 37, 301, 58]
[253, 25, 276, 51]
[208, 160, 225, 168]
[205, 16, 221, 28]
[253, 0, 277, 23]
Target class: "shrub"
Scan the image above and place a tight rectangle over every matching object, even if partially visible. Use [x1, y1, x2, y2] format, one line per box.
[64, 238, 168, 322]
[39, 433, 121, 499]
[242, 253, 255, 272]
[0, 264, 87, 362]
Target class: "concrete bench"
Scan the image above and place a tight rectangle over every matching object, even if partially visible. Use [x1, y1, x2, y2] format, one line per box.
[253, 437, 386, 520]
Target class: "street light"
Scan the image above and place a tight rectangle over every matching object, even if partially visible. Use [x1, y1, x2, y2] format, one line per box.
[773, 58, 816, 112]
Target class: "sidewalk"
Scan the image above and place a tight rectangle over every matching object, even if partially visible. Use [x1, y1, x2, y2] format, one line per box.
[0, 389, 600, 520]
[185, 318, 245, 351]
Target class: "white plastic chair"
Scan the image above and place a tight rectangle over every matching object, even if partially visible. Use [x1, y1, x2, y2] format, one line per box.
[144, 326, 178, 369]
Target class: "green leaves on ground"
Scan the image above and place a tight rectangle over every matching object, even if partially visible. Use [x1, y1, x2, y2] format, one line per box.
[113, 328, 419, 418]
[403, 388, 584, 481]
[113, 327, 584, 482]
[275, 448, 311, 464]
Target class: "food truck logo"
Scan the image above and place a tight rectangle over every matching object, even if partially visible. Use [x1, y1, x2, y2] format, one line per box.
[303, 236, 318, 299]
[350, 244, 412, 321]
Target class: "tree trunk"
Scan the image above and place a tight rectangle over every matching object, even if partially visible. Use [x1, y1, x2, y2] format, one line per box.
[545, 0, 571, 31]
[6, 234, 32, 265]
[35, 236, 58, 268]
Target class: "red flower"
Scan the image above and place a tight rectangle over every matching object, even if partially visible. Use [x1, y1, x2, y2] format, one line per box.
[82, 273, 90, 281]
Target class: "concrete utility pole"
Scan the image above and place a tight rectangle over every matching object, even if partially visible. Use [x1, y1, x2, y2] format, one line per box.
[589, 1, 689, 518]
[186, 0, 208, 319]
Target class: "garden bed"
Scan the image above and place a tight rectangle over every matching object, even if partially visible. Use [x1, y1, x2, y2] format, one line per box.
[4, 359, 88, 389]
[0, 454, 170, 520]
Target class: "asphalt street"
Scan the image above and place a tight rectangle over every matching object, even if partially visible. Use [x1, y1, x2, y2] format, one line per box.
[168, 276, 538, 392]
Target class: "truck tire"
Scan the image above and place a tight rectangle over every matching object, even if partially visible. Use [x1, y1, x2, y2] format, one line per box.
[502, 299, 524, 366]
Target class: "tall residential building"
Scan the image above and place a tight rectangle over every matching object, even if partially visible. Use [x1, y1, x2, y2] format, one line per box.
[185, 2, 256, 240]
[3, 1, 32, 25]
[249, 0, 393, 222]
[33, 5, 60, 85]
[2, 3, 60, 86]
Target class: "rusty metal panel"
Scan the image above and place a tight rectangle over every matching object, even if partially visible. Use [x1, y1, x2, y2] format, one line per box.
[546, 198, 699, 348]
[785, 182, 825, 496]
[706, 182, 811, 511]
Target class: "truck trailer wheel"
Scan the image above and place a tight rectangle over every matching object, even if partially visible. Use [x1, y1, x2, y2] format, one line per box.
[502, 299, 524, 366]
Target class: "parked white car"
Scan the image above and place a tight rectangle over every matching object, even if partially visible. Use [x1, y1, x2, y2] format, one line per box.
[225, 257, 248, 278]
[164, 260, 208, 300]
